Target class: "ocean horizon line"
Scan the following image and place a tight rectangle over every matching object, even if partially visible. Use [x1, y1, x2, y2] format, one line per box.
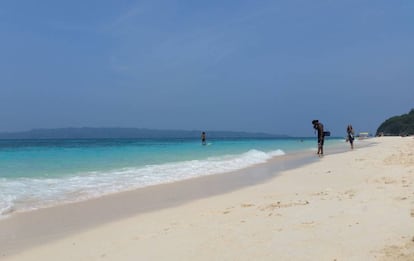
[0, 127, 293, 140]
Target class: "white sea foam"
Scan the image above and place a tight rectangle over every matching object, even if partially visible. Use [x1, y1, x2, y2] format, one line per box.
[0, 149, 285, 218]
[0, 192, 16, 218]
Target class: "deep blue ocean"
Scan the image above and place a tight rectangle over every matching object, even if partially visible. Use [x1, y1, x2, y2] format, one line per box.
[0, 137, 343, 217]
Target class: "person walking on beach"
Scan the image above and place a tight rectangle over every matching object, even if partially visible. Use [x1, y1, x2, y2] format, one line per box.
[312, 120, 324, 156]
[201, 131, 206, 145]
[347, 124, 355, 149]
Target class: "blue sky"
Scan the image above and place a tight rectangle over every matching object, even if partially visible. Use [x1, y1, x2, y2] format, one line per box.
[1, 1, 413, 136]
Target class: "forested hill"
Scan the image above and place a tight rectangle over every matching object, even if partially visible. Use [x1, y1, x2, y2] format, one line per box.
[376, 109, 414, 136]
[0, 128, 287, 139]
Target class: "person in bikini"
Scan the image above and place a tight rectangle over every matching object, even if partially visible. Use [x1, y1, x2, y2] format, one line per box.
[347, 124, 354, 149]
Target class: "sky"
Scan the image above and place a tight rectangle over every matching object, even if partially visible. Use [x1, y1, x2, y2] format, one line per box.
[0, 0, 413, 137]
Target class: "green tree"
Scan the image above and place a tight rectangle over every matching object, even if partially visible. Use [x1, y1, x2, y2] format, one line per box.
[376, 109, 414, 136]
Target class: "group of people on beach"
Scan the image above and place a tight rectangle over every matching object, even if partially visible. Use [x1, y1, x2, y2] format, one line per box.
[312, 120, 355, 157]
[200, 121, 355, 156]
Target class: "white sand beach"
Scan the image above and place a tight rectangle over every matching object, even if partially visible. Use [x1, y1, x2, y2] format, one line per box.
[1, 137, 414, 260]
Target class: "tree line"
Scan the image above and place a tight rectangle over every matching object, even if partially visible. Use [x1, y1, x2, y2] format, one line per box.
[376, 109, 414, 136]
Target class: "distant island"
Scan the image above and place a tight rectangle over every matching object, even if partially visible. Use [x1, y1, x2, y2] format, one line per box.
[376, 109, 414, 136]
[0, 128, 288, 139]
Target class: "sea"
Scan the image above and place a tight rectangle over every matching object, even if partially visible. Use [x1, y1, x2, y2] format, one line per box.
[0, 137, 343, 218]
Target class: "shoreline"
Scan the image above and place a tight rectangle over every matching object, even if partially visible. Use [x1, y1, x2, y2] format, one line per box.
[0, 141, 348, 257]
[3, 137, 411, 260]
[0, 137, 340, 219]
[0, 138, 348, 220]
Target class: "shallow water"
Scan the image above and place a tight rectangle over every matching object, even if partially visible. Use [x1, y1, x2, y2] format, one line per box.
[0, 137, 343, 217]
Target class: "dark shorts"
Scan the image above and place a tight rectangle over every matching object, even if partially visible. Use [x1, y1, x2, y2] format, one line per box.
[318, 137, 324, 146]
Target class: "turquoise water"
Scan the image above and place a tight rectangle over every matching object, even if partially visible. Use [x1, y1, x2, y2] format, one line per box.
[0, 137, 342, 217]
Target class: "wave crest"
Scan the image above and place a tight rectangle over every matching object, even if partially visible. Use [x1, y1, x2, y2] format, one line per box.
[0, 149, 285, 217]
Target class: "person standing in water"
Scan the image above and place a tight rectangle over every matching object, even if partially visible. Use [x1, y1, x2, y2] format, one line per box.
[201, 131, 206, 145]
[312, 120, 324, 156]
[347, 124, 355, 149]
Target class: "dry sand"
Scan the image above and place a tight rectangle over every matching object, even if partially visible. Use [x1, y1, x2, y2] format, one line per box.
[1, 136, 414, 260]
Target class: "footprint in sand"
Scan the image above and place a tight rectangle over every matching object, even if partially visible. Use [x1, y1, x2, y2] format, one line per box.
[374, 177, 398, 185]
[343, 189, 356, 199]
[260, 200, 309, 211]
[295, 221, 316, 229]
[241, 203, 255, 208]
[221, 206, 235, 214]
[380, 242, 414, 260]
[395, 196, 408, 201]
